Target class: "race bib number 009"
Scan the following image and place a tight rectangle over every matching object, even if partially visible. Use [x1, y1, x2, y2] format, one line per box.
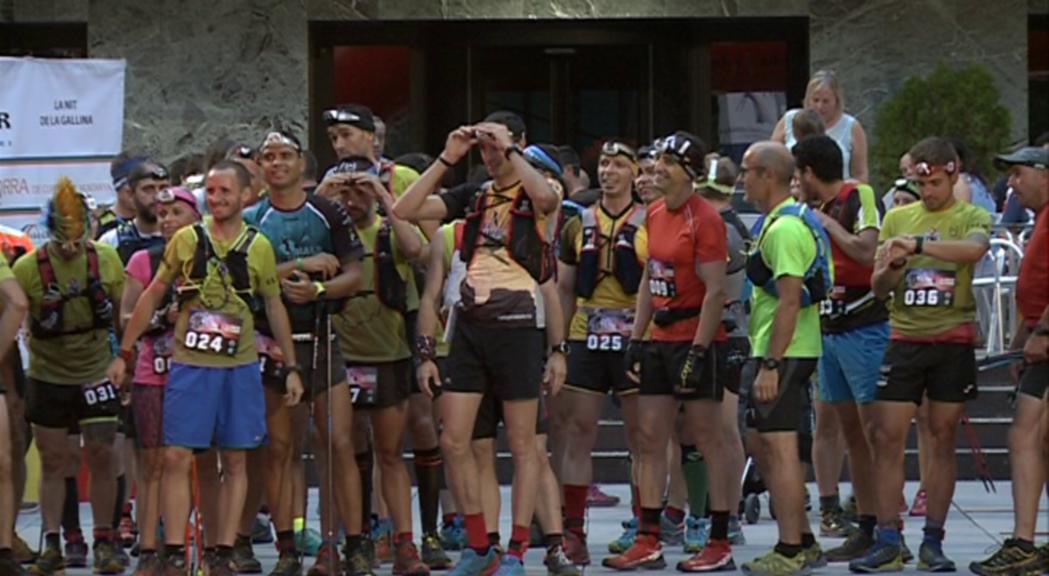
[648, 261, 677, 299]
[184, 310, 243, 356]
[586, 309, 634, 352]
[902, 269, 956, 308]
[82, 381, 118, 406]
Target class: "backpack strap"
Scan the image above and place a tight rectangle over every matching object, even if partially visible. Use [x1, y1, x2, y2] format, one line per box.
[37, 244, 56, 288]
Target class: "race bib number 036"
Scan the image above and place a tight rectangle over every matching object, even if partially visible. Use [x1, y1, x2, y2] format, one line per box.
[586, 309, 634, 352]
[184, 310, 243, 356]
[902, 268, 956, 307]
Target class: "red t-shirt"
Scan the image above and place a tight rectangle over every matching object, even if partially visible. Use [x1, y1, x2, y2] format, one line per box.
[646, 194, 728, 342]
[1017, 207, 1049, 326]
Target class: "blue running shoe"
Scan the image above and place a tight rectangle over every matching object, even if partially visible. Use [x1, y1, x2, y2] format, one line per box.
[684, 517, 710, 554]
[449, 548, 498, 576]
[917, 541, 956, 572]
[440, 517, 466, 551]
[493, 555, 525, 576]
[607, 518, 637, 554]
[849, 541, 904, 573]
[728, 516, 746, 546]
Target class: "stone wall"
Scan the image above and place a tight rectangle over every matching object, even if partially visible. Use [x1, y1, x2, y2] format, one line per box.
[4, 0, 1034, 161]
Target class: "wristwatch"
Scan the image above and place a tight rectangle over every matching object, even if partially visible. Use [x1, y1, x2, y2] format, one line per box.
[914, 236, 925, 255]
[504, 145, 523, 161]
[761, 358, 782, 371]
[550, 340, 570, 357]
[118, 348, 134, 364]
[282, 364, 303, 377]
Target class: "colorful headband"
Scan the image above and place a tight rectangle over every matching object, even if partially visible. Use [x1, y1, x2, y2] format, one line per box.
[914, 161, 956, 177]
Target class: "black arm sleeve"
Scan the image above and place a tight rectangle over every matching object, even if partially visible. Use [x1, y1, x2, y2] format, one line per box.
[311, 195, 364, 264]
[439, 182, 482, 222]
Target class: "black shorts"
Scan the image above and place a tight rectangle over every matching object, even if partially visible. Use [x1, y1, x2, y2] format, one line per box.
[876, 341, 977, 404]
[443, 318, 544, 401]
[743, 358, 818, 434]
[119, 404, 136, 439]
[472, 391, 548, 440]
[640, 340, 741, 399]
[262, 337, 347, 397]
[1018, 361, 1049, 400]
[347, 359, 412, 410]
[26, 378, 121, 430]
[564, 341, 637, 396]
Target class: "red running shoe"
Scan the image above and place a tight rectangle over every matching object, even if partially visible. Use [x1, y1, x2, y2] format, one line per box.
[564, 531, 590, 566]
[676, 539, 736, 573]
[601, 535, 665, 571]
[588, 485, 621, 508]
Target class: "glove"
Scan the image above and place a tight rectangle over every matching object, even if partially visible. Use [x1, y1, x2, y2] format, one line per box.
[623, 339, 645, 382]
[676, 344, 708, 394]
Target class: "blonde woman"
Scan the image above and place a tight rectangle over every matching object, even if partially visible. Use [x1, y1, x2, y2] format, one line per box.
[772, 70, 870, 183]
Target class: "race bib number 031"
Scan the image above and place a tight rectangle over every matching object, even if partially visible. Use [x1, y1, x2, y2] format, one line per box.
[82, 381, 118, 407]
[586, 309, 634, 352]
[184, 310, 243, 356]
[902, 268, 956, 307]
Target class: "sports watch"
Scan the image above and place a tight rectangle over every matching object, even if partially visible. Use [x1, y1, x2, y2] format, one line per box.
[550, 340, 570, 357]
[761, 358, 782, 371]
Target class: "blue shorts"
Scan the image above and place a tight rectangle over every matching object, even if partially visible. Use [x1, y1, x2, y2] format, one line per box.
[164, 362, 267, 450]
[818, 322, 889, 405]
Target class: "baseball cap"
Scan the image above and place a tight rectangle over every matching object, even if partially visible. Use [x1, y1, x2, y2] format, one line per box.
[323, 155, 380, 179]
[482, 111, 526, 141]
[657, 131, 708, 180]
[994, 146, 1049, 170]
[323, 104, 377, 133]
[111, 155, 149, 190]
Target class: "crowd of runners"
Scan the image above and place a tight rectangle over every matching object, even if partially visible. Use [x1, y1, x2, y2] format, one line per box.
[0, 70, 1046, 576]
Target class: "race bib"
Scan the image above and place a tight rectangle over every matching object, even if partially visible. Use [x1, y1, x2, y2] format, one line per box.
[82, 380, 118, 407]
[585, 309, 634, 352]
[902, 269, 955, 308]
[648, 261, 677, 299]
[184, 310, 243, 356]
[151, 333, 174, 375]
[818, 286, 847, 318]
[347, 366, 378, 407]
[257, 333, 284, 377]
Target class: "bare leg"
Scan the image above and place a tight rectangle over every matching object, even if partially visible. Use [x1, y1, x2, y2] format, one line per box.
[1010, 394, 1046, 541]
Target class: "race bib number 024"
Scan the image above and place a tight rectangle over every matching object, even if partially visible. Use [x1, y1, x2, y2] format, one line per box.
[184, 309, 243, 356]
[902, 268, 956, 307]
[586, 309, 634, 352]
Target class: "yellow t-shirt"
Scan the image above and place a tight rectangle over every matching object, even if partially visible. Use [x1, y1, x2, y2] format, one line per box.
[155, 220, 280, 368]
[559, 203, 649, 341]
[13, 241, 125, 384]
[0, 255, 13, 283]
[391, 165, 420, 199]
[335, 217, 424, 363]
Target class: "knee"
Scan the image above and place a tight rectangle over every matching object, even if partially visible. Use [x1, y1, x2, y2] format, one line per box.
[636, 422, 664, 455]
[83, 441, 115, 468]
[375, 443, 403, 469]
[440, 430, 469, 458]
[267, 434, 295, 465]
[505, 428, 537, 460]
[164, 448, 192, 473]
[565, 416, 597, 446]
[926, 422, 957, 448]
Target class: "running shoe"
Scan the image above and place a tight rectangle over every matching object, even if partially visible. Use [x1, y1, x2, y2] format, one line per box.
[909, 490, 928, 518]
[492, 556, 524, 576]
[448, 548, 498, 576]
[676, 538, 735, 572]
[439, 517, 466, 552]
[132, 551, 159, 576]
[307, 543, 340, 576]
[728, 517, 746, 546]
[660, 511, 685, 546]
[13, 534, 37, 565]
[802, 540, 827, 569]
[421, 533, 451, 570]
[848, 541, 903, 573]
[392, 542, 429, 576]
[916, 541, 955, 572]
[969, 538, 1043, 576]
[543, 546, 581, 576]
[820, 507, 855, 538]
[159, 554, 187, 576]
[26, 545, 63, 576]
[0, 556, 27, 576]
[118, 517, 138, 550]
[65, 537, 88, 569]
[563, 531, 590, 566]
[251, 518, 274, 545]
[827, 530, 874, 563]
[683, 517, 710, 554]
[608, 518, 638, 554]
[268, 554, 303, 576]
[296, 529, 322, 558]
[231, 535, 262, 574]
[588, 485, 621, 508]
[602, 534, 665, 571]
[741, 549, 810, 576]
[92, 540, 127, 575]
[345, 543, 374, 576]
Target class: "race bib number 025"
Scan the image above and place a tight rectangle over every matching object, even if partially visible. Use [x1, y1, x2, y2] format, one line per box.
[184, 310, 243, 356]
[902, 268, 956, 307]
[586, 309, 634, 352]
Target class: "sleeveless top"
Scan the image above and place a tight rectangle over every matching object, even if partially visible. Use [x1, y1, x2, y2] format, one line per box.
[784, 109, 855, 180]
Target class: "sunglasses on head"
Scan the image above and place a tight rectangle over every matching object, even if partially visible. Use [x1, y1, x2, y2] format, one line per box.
[323, 109, 362, 126]
[656, 135, 697, 173]
[260, 132, 301, 153]
[914, 161, 956, 177]
[601, 141, 637, 162]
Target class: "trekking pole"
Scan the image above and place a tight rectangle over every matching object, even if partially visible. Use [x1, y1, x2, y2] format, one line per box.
[325, 309, 336, 576]
[191, 458, 204, 576]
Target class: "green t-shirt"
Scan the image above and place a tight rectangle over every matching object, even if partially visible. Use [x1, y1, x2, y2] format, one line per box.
[0, 256, 13, 283]
[748, 198, 824, 359]
[14, 241, 125, 385]
[391, 165, 420, 199]
[878, 200, 991, 337]
[155, 220, 280, 368]
[335, 217, 423, 363]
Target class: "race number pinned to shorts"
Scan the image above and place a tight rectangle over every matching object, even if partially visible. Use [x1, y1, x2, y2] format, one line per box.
[256, 333, 284, 377]
[347, 366, 378, 407]
[902, 269, 955, 307]
[82, 380, 118, 407]
[648, 260, 677, 299]
[151, 333, 174, 375]
[586, 309, 634, 352]
[184, 309, 243, 356]
[818, 287, 847, 318]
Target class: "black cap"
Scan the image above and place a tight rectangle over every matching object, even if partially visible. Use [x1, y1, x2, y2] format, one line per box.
[995, 146, 1048, 170]
[324, 104, 377, 133]
[657, 131, 708, 180]
[482, 110, 526, 141]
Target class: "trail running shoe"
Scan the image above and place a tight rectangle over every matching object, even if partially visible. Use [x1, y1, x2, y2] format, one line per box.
[543, 546, 581, 576]
[447, 548, 498, 576]
[827, 530, 874, 563]
[676, 538, 735, 573]
[916, 541, 955, 572]
[660, 512, 685, 546]
[564, 531, 590, 566]
[741, 549, 810, 576]
[307, 543, 339, 576]
[27, 545, 64, 576]
[492, 556, 523, 576]
[683, 517, 709, 554]
[295, 529, 322, 558]
[118, 517, 138, 550]
[602, 535, 665, 571]
[251, 518, 274, 545]
[728, 517, 746, 546]
[392, 542, 429, 576]
[820, 507, 856, 538]
[0, 556, 28, 576]
[909, 490, 928, 517]
[439, 517, 465, 552]
[588, 485, 621, 508]
[13, 534, 37, 565]
[92, 540, 127, 575]
[608, 518, 637, 554]
[421, 533, 451, 570]
[268, 554, 302, 576]
[848, 541, 903, 573]
[65, 538, 88, 569]
[231, 535, 262, 574]
[132, 551, 159, 576]
[969, 538, 1043, 576]
[802, 541, 827, 569]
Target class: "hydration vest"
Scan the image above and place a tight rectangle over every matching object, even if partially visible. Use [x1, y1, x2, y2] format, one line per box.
[115, 221, 163, 265]
[31, 242, 114, 339]
[575, 203, 646, 299]
[823, 183, 880, 290]
[175, 224, 258, 311]
[373, 219, 408, 313]
[745, 202, 832, 307]
[145, 244, 177, 335]
[459, 186, 553, 284]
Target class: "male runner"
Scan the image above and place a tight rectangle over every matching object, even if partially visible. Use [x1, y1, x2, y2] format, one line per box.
[392, 112, 562, 576]
[737, 142, 829, 576]
[14, 179, 127, 576]
[791, 135, 887, 562]
[852, 137, 990, 573]
[970, 146, 1049, 576]
[0, 228, 28, 576]
[108, 160, 305, 576]
[243, 131, 365, 576]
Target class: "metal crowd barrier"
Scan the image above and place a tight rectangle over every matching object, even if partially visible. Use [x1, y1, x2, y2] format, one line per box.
[973, 232, 1027, 355]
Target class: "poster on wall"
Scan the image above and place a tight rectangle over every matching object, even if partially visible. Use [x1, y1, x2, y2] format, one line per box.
[0, 56, 126, 245]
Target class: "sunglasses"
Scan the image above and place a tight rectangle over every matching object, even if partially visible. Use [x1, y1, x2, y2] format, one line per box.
[323, 109, 362, 126]
[601, 141, 637, 162]
[914, 161, 956, 177]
